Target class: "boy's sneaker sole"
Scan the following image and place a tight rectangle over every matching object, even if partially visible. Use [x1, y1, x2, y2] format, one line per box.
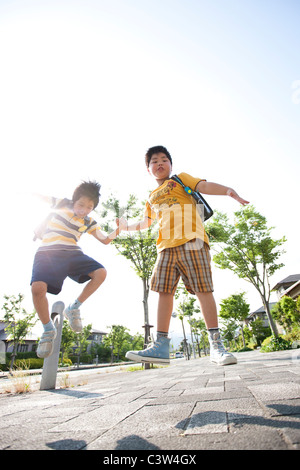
[126, 351, 170, 364]
[210, 355, 237, 366]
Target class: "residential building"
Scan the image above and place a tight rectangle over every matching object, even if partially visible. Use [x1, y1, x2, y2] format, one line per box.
[0, 320, 38, 353]
[272, 274, 300, 300]
[246, 303, 277, 328]
[87, 328, 107, 353]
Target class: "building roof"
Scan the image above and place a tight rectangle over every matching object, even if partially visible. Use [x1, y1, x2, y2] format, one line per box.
[0, 320, 39, 342]
[282, 280, 300, 298]
[272, 274, 300, 291]
[90, 329, 107, 335]
[247, 302, 277, 319]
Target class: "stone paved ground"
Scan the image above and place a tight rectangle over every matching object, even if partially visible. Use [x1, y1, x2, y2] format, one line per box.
[0, 349, 300, 451]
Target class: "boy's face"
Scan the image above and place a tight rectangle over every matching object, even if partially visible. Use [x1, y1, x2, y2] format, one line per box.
[148, 152, 172, 182]
[73, 196, 95, 218]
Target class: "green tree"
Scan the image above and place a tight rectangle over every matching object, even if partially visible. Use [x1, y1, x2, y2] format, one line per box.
[103, 324, 130, 362]
[174, 286, 200, 359]
[206, 205, 286, 337]
[127, 332, 144, 351]
[73, 324, 92, 367]
[249, 318, 271, 346]
[92, 331, 144, 363]
[189, 317, 209, 356]
[60, 320, 77, 363]
[220, 319, 239, 350]
[272, 296, 300, 332]
[90, 342, 111, 363]
[219, 292, 250, 347]
[99, 194, 157, 358]
[1, 294, 37, 372]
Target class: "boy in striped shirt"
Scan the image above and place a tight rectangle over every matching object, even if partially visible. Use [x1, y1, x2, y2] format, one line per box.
[31, 181, 126, 358]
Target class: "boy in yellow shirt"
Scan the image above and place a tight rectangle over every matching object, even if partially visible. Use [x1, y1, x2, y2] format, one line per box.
[124, 146, 249, 366]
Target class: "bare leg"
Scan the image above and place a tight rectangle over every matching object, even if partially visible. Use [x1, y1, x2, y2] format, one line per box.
[31, 281, 50, 325]
[195, 291, 218, 329]
[156, 292, 174, 333]
[77, 268, 107, 304]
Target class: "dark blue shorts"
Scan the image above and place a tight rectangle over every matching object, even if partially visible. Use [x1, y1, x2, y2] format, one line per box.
[31, 249, 105, 295]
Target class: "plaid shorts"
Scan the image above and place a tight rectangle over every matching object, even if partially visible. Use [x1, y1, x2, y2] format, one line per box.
[151, 240, 213, 295]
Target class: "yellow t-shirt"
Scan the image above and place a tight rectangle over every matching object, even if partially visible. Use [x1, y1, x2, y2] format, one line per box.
[145, 172, 210, 253]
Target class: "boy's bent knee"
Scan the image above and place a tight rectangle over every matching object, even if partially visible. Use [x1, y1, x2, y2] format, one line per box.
[90, 267, 107, 283]
[31, 281, 48, 297]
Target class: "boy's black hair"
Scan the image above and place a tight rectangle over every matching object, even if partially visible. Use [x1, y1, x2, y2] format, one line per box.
[72, 181, 101, 209]
[145, 145, 172, 168]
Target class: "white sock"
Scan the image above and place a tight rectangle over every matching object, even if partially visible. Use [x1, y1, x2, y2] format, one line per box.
[157, 331, 168, 340]
[69, 299, 82, 310]
[43, 320, 55, 332]
[208, 328, 219, 341]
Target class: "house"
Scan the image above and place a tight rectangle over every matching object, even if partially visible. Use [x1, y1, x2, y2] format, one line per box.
[87, 328, 107, 353]
[246, 302, 287, 335]
[88, 328, 107, 343]
[246, 303, 277, 329]
[0, 320, 39, 354]
[0, 319, 107, 356]
[272, 274, 300, 300]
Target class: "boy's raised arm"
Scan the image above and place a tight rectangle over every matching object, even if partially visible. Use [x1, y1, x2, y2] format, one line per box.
[32, 193, 53, 204]
[196, 181, 249, 206]
[91, 217, 127, 245]
[118, 216, 153, 232]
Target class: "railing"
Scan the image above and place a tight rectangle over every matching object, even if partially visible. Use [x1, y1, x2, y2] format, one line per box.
[40, 301, 65, 390]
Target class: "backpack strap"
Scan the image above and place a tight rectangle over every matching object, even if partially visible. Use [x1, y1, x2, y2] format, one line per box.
[171, 175, 214, 222]
[171, 175, 193, 195]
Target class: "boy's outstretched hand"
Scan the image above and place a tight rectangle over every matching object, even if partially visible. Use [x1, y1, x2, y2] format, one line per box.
[116, 217, 128, 231]
[226, 188, 249, 206]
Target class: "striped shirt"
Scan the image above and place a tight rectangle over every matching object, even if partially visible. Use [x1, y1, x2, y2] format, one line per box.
[38, 198, 99, 252]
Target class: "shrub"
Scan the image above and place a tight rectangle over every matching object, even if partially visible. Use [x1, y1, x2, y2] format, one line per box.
[283, 326, 300, 343]
[14, 358, 44, 370]
[69, 354, 93, 364]
[260, 335, 291, 353]
[59, 358, 72, 367]
[237, 346, 253, 352]
[0, 352, 41, 371]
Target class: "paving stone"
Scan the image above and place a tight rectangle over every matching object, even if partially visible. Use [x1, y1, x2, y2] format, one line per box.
[1, 349, 300, 450]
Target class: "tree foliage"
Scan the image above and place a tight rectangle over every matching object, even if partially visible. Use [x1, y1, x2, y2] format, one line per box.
[99, 193, 157, 281]
[219, 292, 250, 348]
[99, 194, 158, 355]
[272, 296, 300, 332]
[103, 324, 131, 362]
[1, 294, 37, 372]
[206, 205, 286, 336]
[219, 292, 250, 322]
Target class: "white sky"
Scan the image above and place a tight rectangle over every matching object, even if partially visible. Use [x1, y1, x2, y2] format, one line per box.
[0, 0, 299, 342]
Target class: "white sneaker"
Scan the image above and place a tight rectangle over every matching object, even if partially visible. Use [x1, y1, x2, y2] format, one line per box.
[37, 328, 57, 358]
[209, 332, 237, 366]
[64, 306, 82, 332]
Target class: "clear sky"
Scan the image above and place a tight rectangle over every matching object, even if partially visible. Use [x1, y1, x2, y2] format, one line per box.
[0, 0, 299, 341]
